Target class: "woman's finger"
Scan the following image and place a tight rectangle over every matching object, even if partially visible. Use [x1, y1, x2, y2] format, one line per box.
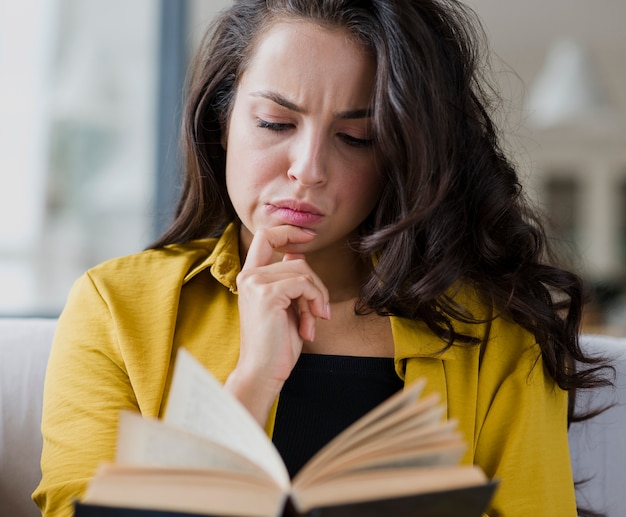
[295, 297, 317, 341]
[238, 271, 329, 319]
[243, 225, 316, 269]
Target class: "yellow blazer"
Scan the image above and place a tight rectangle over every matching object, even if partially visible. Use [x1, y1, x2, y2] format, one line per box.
[34, 222, 577, 516]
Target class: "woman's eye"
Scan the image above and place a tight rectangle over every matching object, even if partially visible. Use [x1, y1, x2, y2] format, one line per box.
[340, 133, 373, 148]
[257, 119, 292, 131]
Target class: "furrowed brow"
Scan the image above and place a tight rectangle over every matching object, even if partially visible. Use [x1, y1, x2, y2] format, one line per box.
[337, 108, 372, 120]
[250, 91, 303, 113]
[250, 90, 372, 120]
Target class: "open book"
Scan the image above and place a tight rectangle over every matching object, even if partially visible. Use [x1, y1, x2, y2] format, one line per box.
[76, 349, 496, 517]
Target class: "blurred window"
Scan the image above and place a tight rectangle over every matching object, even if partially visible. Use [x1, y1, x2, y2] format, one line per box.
[0, 0, 178, 316]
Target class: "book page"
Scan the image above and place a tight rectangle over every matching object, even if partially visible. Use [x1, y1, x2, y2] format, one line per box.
[163, 348, 290, 489]
[116, 410, 270, 479]
[291, 465, 489, 513]
[84, 464, 287, 517]
[296, 421, 465, 487]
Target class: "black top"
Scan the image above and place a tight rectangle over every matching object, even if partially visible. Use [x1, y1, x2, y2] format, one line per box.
[271, 353, 404, 478]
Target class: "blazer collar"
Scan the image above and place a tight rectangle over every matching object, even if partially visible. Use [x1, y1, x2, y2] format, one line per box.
[183, 221, 241, 293]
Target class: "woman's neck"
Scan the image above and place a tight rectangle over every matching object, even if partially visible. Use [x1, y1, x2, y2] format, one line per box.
[303, 246, 368, 303]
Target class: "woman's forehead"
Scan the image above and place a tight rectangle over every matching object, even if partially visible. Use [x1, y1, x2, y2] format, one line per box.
[240, 20, 376, 106]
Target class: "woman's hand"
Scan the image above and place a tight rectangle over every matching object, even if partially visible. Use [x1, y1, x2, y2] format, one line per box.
[224, 225, 330, 426]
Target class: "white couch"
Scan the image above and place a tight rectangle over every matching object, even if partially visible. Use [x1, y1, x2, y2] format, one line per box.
[0, 317, 625, 516]
[0, 318, 57, 517]
[568, 333, 626, 516]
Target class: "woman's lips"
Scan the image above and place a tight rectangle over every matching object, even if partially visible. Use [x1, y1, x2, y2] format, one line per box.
[265, 202, 324, 227]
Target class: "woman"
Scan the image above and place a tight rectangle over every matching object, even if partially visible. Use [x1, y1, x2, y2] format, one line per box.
[34, 1, 609, 516]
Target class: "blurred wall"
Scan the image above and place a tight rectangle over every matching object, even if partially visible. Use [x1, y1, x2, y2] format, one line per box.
[466, 0, 626, 332]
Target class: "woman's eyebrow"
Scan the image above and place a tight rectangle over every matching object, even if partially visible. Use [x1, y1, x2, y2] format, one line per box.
[337, 108, 371, 120]
[250, 90, 371, 119]
[250, 91, 303, 113]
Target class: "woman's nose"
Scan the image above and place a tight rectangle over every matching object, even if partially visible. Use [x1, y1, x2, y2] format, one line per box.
[287, 133, 328, 187]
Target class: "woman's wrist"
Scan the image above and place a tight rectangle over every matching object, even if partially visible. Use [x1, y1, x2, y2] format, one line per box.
[224, 366, 284, 427]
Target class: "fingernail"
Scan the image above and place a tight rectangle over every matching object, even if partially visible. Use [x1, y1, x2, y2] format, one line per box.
[300, 228, 317, 236]
[325, 303, 331, 320]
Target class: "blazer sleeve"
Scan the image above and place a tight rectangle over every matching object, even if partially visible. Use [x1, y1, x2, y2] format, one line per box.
[474, 341, 577, 517]
[32, 273, 140, 517]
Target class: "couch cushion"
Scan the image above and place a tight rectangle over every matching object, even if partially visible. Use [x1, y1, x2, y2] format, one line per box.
[0, 318, 57, 517]
[570, 334, 626, 517]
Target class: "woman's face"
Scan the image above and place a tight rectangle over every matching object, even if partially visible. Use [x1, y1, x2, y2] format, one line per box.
[224, 20, 380, 258]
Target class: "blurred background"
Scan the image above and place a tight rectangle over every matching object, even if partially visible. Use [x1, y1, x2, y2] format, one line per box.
[1, 0, 624, 335]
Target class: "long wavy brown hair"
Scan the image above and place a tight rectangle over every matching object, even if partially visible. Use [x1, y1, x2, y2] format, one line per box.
[151, 0, 612, 403]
